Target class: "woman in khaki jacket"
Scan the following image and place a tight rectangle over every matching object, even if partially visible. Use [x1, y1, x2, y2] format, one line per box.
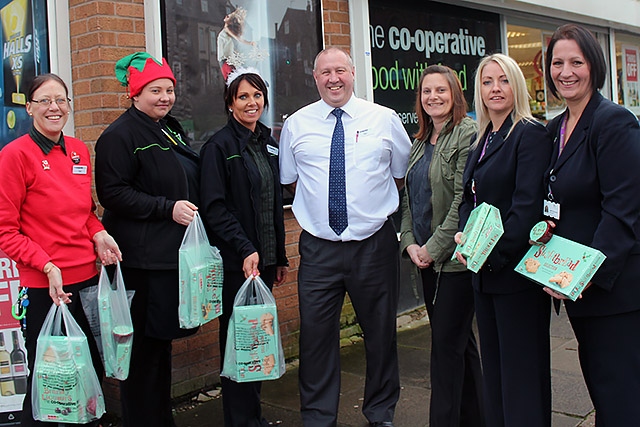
[399, 65, 484, 427]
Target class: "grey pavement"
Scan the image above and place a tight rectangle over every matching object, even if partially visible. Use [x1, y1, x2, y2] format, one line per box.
[173, 306, 595, 427]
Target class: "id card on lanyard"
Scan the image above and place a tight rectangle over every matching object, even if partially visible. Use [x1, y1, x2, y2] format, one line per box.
[545, 165, 560, 220]
[544, 199, 560, 220]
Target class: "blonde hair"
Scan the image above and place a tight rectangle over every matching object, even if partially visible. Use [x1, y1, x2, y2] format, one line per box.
[472, 53, 533, 148]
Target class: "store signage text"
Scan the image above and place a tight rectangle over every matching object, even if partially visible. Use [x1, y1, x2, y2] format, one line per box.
[3, 34, 32, 71]
[370, 60, 469, 94]
[370, 25, 486, 59]
[626, 48, 638, 82]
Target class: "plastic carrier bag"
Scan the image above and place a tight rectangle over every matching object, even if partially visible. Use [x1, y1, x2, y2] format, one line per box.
[178, 211, 224, 328]
[221, 275, 285, 383]
[32, 303, 105, 423]
[97, 262, 134, 380]
[79, 276, 134, 367]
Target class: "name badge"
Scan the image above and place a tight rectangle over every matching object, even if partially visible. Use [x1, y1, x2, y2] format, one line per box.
[72, 165, 88, 175]
[543, 199, 560, 220]
[355, 128, 369, 143]
[266, 144, 278, 155]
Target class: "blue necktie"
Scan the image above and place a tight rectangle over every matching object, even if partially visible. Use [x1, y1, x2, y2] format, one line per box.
[329, 108, 347, 235]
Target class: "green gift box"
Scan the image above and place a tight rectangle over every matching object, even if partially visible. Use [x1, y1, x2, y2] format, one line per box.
[514, 223, 606, 301]
[232, 305, 282, 382]
[453, 202, 504, 273]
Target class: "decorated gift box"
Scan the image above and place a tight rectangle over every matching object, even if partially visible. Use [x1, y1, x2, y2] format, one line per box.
[452, 202, 504, 273]
[232, 305, 282, 382]
[514, 222, 606, 301]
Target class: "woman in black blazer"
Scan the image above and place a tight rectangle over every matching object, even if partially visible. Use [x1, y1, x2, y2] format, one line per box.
[455, 53, 553, 427]
[544, 24, 640, 425]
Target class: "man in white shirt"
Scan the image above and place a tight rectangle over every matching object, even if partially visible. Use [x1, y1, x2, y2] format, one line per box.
[279, 47, 411, 427]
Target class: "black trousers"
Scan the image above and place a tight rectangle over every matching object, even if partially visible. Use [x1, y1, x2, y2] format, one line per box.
[218, 267, 276, 427]
[421, 268, 484, 427]
[298, 220, 400, 427]
[119, 268, 188, 427]
[569, 308, 640, 426]
[21, 278, 103, 427]
[474, 287, 551, 427]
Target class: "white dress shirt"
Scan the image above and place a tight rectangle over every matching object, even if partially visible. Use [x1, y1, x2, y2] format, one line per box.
[279, 95, 411, 241]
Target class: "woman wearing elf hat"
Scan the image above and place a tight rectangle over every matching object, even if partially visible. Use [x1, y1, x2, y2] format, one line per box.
[200, 67, 288, 426]
[94, 52, 200, 427]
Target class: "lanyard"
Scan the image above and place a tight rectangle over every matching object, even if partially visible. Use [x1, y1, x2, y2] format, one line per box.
[478, 131, 496, 162]
[558, 115, 568, 157]
[161, 126, 185, 146]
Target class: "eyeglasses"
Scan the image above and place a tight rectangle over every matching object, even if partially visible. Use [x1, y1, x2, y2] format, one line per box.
[30, 98, 70, 107]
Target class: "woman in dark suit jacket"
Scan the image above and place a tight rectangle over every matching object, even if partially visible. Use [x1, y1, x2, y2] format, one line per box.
[544, 24, 640, 425]
[455, 53, 553, 427]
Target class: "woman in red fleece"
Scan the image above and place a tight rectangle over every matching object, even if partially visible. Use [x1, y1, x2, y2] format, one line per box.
[0, 74, 121, 427]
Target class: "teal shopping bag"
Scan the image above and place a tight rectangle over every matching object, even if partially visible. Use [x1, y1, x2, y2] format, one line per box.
[221, 276, 285, 382]
[98, 262, 134, 380]
[32, 303, 105, 423]
[178, 211, 224, 328]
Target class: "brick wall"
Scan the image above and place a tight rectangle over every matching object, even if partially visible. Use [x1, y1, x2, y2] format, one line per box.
[67, 0, 353, 406]
[69, 0, 146, 146]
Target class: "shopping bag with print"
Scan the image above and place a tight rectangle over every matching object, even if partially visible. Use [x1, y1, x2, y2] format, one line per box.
[80, 278, 134, 367]
[98, 262, 134, 380]
[221, 275, 285, 382]
[178, 211, 224, 328]
[32, 303, 105, 423]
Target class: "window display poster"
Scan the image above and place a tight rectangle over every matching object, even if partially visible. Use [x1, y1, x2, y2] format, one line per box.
[622, 45, 640, 114]
[0, 250, 26, 426]
[0, 0, 48, 150]
[163, 0, 323, 150]
[368, 0, 501, 135]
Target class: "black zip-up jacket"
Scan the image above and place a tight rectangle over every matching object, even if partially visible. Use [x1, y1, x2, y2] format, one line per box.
[95, 107, 199, 269]
[199, 117, 287, 273]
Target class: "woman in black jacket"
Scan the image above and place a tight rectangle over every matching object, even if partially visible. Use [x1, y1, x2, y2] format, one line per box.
[455, 54, 553, 427]
[544, 24, 640, 425]
[95, 52, 199, 427]
[199, 68, 288, 427]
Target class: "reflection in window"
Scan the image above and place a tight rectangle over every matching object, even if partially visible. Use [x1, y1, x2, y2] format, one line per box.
[507, 25, 548, 120]
[199, 26, 205, 53]
[162, 0, 322, 152]
[210, 30, 216, 55]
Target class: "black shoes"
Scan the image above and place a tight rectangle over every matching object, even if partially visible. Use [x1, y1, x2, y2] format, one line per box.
[369, 422, 394, 427]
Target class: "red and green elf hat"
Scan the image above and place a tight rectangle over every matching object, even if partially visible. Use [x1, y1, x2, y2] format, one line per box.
[115, 52, 176, 97]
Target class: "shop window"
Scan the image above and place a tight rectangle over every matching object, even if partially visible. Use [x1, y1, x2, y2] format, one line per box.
[162, 0, 323, 153]
[615, 32, 640, 116]
[506, 24, 566, 121]
[507, 21, 612, 121]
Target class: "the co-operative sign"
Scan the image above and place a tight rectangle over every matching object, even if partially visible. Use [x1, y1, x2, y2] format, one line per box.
[371, 25, 488, 59]
[369, 0, 500, 133]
